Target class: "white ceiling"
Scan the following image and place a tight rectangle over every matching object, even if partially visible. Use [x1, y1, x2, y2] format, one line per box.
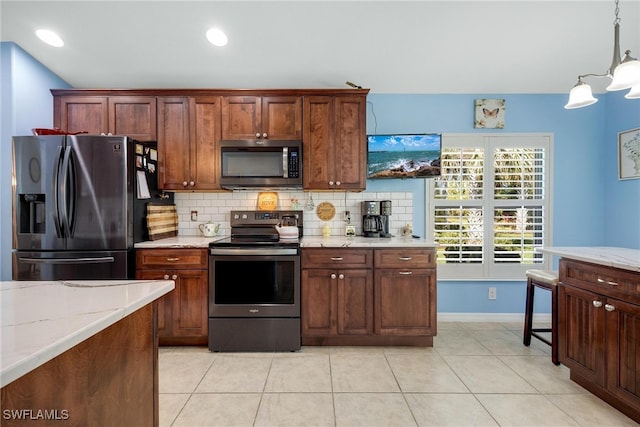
[2, 1, 640, 94]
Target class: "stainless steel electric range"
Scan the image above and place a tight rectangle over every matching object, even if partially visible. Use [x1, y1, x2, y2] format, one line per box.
[208, 210, 303, 352]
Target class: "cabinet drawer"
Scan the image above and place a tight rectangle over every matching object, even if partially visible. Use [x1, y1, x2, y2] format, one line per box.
[374, 249, 435, 269]
[561, 259, 640, 304]
[136, 249, 208, 270]
[302, 248, 373, 269]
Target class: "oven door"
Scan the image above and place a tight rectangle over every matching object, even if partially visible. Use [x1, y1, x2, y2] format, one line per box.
[209, 251, 300, 317]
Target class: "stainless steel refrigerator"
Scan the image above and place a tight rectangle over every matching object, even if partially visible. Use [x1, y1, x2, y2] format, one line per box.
[12, 134, 171, 280]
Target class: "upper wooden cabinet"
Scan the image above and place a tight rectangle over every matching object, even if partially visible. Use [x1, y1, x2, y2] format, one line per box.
[303, 95, 367, 190]
[54, 95, 157, 141]
[157, 96, 222, 191]
[221, 96, 302, 140]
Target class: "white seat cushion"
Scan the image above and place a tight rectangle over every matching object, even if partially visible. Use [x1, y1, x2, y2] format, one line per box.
[525, 269, 559, 285]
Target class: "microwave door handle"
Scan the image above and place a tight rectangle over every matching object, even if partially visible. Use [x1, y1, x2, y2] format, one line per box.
[282, 147, 288, 178]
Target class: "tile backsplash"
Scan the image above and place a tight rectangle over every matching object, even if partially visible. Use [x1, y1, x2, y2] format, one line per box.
[174, 191, 413, 237]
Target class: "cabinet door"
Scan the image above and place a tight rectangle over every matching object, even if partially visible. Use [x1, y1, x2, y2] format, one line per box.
[262, 96, 302, 140]
[301, 269, 337, 336]
[221, 96, 261, 139]
[171, 269, 208, 339]
[374, 268, 436, 335]
[190, 96, 222, 190]
[337, 269, 373, 335]
[606, 297, 640, 409]
[57, 96, 108, 134]
[303, 96, 336, 189]
[558, 284, 606, 386]
[108, 96, 157, 141]
[136, 269, 173, 337]
[157, 97, 191, 190]
[334, 96, 366, 190]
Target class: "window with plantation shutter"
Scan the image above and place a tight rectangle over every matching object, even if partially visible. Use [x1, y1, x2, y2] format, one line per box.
[427, 134, 553, 280]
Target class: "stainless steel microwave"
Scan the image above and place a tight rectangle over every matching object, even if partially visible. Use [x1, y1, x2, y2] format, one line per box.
[219, 140, 302, 189]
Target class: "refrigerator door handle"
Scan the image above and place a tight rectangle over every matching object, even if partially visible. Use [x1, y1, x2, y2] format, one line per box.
[18, 256, 116, 265]
[60, 145, 76, 238]
[53, 145, 64, 238]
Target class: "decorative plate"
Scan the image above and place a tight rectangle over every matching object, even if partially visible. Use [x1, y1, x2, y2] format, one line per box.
[316, 202, 336, 221]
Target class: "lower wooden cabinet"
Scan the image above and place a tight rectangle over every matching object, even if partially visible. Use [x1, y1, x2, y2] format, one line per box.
[301, 247, 436, 346]
[558, 259, 640, 423]
[136, 249, 208, 345]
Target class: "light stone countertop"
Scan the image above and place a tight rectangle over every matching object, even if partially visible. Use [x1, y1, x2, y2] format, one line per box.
[134, 235, 438, 249]
[0, 279, 174, 388]
[538, 246, 640, 272]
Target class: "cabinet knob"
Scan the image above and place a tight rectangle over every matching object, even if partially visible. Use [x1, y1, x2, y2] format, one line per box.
[330, 273, 337, 279]
[256, 132, 261, 138]
[182, 181, 188, 187]
[604, 304, 616, 312]
[329, 181, 334, 186]
[262, 132, 268, 138]
[336, 181, 341, 186]
[338, 274, 344, 280]
[172, 274, 178, 280]
[189, 181, 195, 187]
[592, 300, 603, 308]
[163, 274, 169, 280]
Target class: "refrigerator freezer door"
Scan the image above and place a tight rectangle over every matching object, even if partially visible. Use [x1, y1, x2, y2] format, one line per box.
[65, 135, 130, 251]
[12, 250, 129, 280]
[12, 136, 67, 251]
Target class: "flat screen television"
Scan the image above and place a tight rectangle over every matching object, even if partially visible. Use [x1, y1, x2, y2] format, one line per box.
[367, 133, 441, 179]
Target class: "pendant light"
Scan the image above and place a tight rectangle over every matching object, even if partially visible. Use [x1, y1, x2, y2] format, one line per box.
[565, 0, 640, 109]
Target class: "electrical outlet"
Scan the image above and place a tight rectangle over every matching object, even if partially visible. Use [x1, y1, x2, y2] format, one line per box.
[488, 287, 497, 300]
[190, 210, 198, 221]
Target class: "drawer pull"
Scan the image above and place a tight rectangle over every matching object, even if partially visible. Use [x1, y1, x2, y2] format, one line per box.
[605, 304, 616, 312]
[399, 271, 413, 275]
[398, 257, 413, 261]
[596, 278, 619, 286]
[330, 257, 344, 261]
[166, 257, 180, 262]
[592, 300, 603, 308]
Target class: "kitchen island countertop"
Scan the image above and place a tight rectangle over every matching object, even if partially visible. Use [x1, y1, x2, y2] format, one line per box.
[0, 279, 174, 388]
[538, 246, 640, 272]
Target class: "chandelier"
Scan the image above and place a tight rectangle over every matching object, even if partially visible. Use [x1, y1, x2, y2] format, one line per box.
[565, 0, 640, 109]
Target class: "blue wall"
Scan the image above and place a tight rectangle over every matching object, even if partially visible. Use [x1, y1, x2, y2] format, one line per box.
[0, 42, 71, 280]
[365, 92, 640, 314]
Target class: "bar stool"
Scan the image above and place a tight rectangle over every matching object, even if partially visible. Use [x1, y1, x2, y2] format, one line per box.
[523, 269, 559, 365]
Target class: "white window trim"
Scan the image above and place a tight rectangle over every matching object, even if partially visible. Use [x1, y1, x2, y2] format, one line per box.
[425, 133, 554, 281]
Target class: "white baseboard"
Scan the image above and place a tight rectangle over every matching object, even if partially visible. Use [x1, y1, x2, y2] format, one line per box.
[438, 312, 552, 323]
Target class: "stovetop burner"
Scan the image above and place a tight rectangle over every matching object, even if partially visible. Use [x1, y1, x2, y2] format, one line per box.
[209, 210, 303, 249]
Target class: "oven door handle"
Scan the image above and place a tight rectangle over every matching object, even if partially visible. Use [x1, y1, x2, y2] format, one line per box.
[210, 248, 298, 256]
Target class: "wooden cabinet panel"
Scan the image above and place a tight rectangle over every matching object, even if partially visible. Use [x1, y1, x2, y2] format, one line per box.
[109, 96, 157, 141]
[301, 268, 337, 336]
[136, 249, 208, 345]
[606, 297, 640, 411]
[157, 96, 221, 191]
[338, 269, 373, 335]
[303, 95, 366, 190]
[222, 96, 302, 140]
[57, 96, 108, 134]
[302, 248, 372, 269]
[375, 268, 436, 335]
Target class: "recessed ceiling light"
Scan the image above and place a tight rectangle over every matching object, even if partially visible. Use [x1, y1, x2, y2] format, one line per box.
[36, 29, 64, 47]
[206, 28, 228, 47]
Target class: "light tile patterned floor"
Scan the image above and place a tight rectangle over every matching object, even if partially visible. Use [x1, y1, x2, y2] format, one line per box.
[159, 322, 639, 426]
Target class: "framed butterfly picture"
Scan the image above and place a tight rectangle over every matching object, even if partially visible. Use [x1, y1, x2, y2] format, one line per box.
[474, 99, 505, 129]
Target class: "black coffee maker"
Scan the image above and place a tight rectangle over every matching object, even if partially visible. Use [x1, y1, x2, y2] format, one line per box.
[380, 200, 392, 237]
[362, 201, 383, 237]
